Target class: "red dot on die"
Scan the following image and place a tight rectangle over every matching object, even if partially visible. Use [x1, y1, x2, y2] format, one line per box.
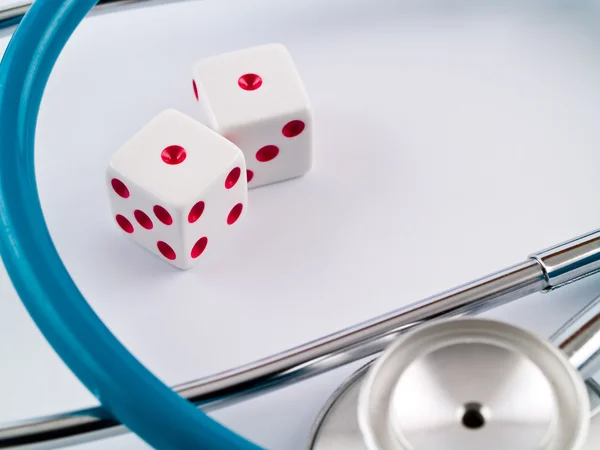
[115, 214, 134, 233]
[111, 178, 130, 198]
[246, 169, 254, 183]
[134, 210, 153, 230]
[157, 241, 176, 260]
[225, 167, 241, 189]
[227, 203, 243, 225]
[191, 237, 208, 259]
[153, 205, 173, 225]
[192, 80, 199, 101]
[256, 145, 279, 162]
[282, 120, 306, 138]
[238, 73, 262, 91]
[161, 145, 187, 165]
[188, 201, 205, 223]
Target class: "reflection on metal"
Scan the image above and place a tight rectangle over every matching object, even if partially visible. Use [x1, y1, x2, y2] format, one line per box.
[309, 362, 600, 450]
[357, 319, 589, 450]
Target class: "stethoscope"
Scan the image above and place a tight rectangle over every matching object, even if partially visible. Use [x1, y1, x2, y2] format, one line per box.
[1, 1, 600, 449]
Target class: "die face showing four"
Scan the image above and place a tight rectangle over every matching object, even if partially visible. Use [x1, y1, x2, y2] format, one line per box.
[193, 43, 313, 189]
[107, 109, 248, 269]
[180, 151, 247, 268]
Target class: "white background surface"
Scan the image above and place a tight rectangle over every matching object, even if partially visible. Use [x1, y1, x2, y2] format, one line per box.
[2, 0, 600, 448]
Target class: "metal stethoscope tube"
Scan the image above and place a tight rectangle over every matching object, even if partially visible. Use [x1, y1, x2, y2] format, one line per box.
[0, 0, 192, 30]
[2, 1, 600, 448]
[2, 226, 600, 448]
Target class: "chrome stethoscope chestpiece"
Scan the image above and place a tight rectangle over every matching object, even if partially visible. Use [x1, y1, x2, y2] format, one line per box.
[310, 318, 590, 450]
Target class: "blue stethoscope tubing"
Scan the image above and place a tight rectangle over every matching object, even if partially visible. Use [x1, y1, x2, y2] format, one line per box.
[0, 1, 261, 449]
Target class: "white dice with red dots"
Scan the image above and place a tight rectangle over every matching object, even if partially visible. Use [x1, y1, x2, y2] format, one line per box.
[192, 43, 313, 189]
[107, 109, 248, 269]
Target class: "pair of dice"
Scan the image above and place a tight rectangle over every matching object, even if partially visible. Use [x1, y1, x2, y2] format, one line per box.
[106, 44, 312, 269]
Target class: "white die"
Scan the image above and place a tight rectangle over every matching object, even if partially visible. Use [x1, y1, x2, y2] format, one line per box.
[192, 43, 313, 189]
[106, 109, 248, 270]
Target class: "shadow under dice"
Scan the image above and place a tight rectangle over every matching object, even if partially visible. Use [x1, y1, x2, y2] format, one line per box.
[192, 43, 313, 189]
[107, 109, 248, 269]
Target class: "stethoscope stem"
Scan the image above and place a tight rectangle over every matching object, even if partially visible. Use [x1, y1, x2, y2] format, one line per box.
[553, 300, 600, 380]
[3, 228, 600, 448]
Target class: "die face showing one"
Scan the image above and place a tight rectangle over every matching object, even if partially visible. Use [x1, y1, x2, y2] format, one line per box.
[109, 109, 242, 207]
[192, 43, 313, 188]
[107, 109, 248, 269]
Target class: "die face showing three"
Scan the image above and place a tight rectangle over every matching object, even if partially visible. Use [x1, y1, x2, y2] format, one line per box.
[107, 109, 248, 269]
[193, 43, 313, 189]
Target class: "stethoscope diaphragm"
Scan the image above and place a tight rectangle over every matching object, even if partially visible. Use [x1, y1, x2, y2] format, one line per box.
[310, 318, 591, 450]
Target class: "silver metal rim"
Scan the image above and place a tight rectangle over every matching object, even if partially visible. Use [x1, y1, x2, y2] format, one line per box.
[357, 318, 590, 450]
[308, 362, 375, 449]
[308, 363, 600, 450]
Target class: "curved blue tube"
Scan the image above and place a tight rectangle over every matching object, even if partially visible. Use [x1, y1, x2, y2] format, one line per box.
[0, 1, 262, 449]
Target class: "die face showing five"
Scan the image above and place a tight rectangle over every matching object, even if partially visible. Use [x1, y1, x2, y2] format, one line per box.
[107, 109, 248, 269]
[193, 43, 313, 189]
[108, 166, 186, 266]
